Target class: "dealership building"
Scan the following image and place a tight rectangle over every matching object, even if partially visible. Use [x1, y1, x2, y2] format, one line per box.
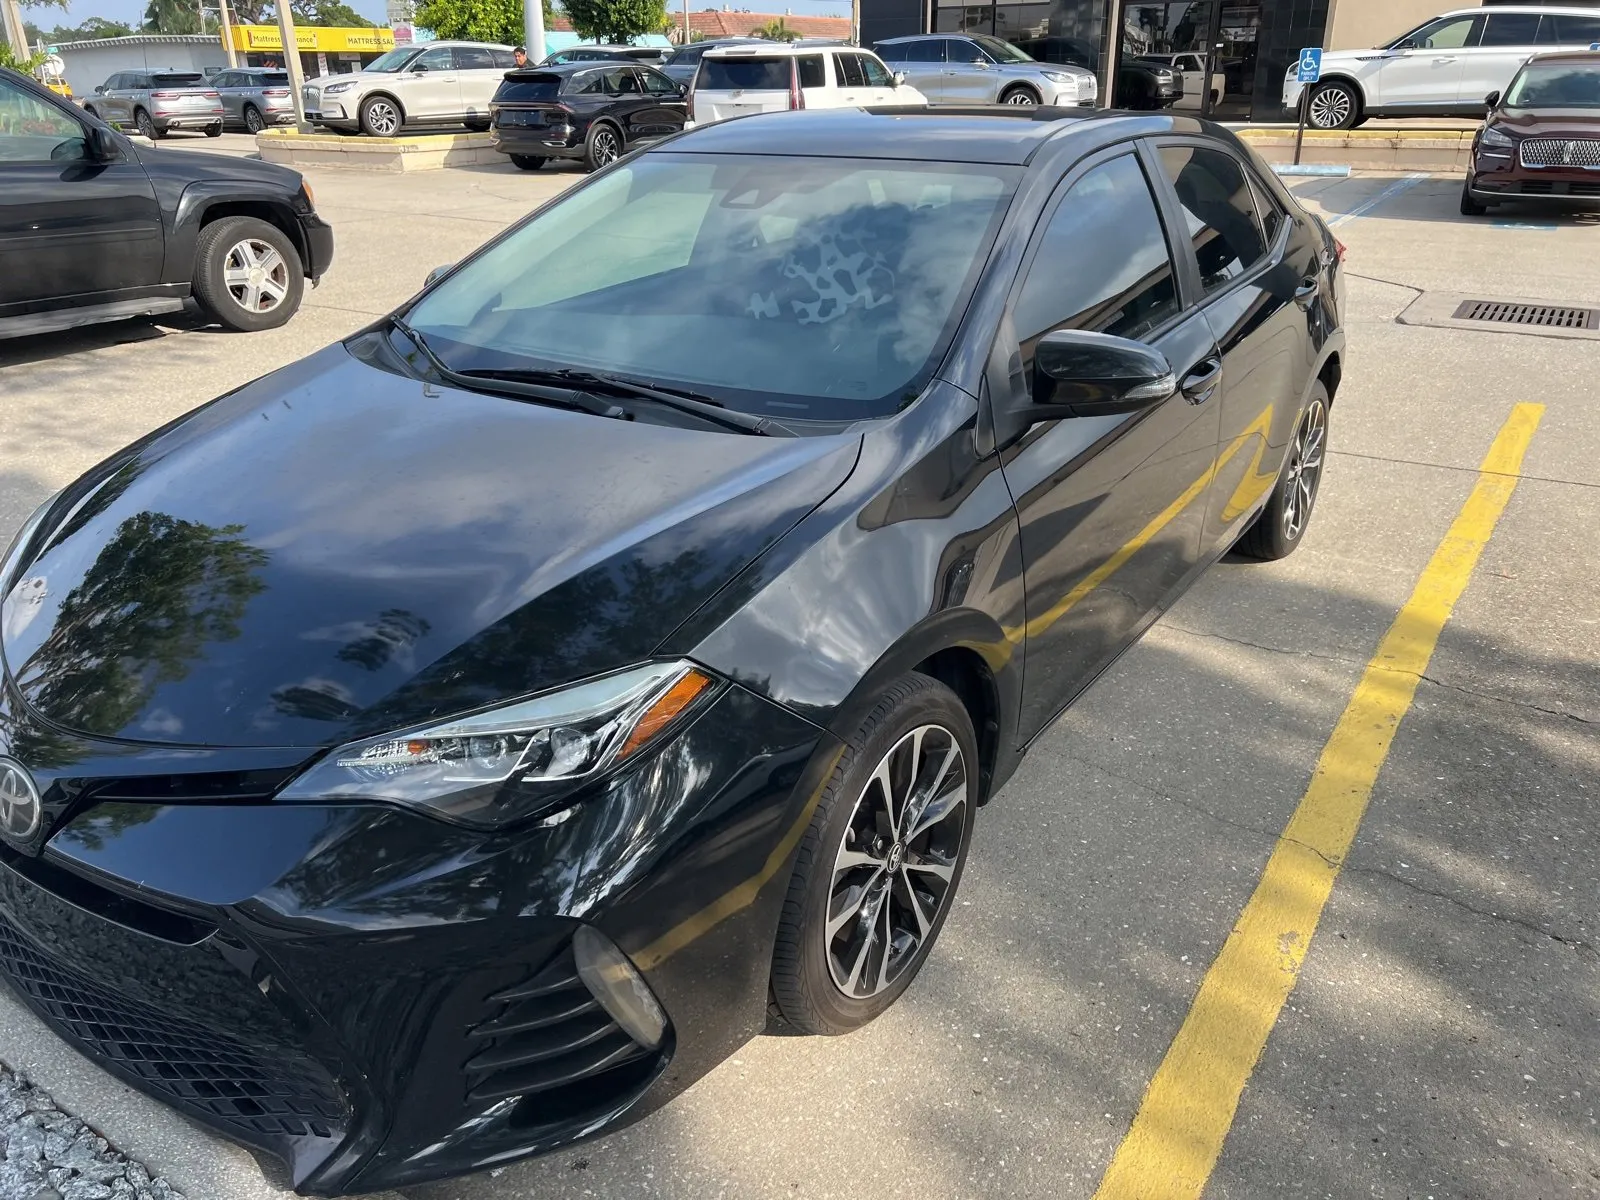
[859, 0, 1600, 120]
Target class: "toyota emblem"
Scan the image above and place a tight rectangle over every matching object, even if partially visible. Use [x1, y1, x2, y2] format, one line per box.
[0, 758, 42, 843]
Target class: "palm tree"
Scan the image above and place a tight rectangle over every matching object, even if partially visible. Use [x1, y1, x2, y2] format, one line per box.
[753, 17, 799, 42]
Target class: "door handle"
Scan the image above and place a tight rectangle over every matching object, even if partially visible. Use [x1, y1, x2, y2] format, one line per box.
[1432, 56, 1456, 63]
[1294, 277, 1321, 308]
[1181, 357, 1223, 404]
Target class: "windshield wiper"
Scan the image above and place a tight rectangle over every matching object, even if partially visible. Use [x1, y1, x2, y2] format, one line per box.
[388, 317, 630, 421]
[460, 367, 780, 436]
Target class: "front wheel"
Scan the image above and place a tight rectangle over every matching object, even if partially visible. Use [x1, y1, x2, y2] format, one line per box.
[770, 673, 978, 1035]
[508, 154, 546, 171]
[359, 95, 402, 138]
[192, 215, 305, 333]
[999, 84, 1040, 106]
[1236, 384, 1329, 560]
[1460, 177, 1489, 216]
[1306, 80, 1359, 130]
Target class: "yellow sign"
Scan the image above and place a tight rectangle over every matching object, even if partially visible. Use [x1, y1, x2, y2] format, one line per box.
[229, 25, 396, 54]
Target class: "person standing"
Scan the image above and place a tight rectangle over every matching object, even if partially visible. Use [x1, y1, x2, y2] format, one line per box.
[513, 46, 529, 67]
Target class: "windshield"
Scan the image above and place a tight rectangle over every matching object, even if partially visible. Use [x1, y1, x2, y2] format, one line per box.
[364, 47, 421, 72]
[404, 154, 1016, 422]
[1504, 64, 1600, 108]
[974, 35, 1033, 63]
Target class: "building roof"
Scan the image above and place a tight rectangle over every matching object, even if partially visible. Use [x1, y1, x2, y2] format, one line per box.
[668, 11, 852, 40]
[51, 33, 222, 51]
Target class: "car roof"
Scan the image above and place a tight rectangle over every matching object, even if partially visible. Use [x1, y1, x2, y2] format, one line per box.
[1437, 4, 1600, 12]
[664, 106, 1157, 164]
[1524, 49, 1600, 63]
[508, 61, 663, 75]
[703, 42, 867, 57]
[876, 33, 979, 42]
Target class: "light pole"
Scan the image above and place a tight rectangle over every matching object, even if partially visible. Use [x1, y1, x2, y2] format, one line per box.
[1100, 0, 1124, 109]
[277, 1, 312, 133]
[219, 0, 238, 68]
[523, 0, 545, 64]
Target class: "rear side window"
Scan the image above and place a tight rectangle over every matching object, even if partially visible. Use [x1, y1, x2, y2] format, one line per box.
[497, 73, 563, 101]
[1013, 154, 1180, 350]
[1549, 14, 1600, 43]
[1481, 13, 1544, 47]
[1248, 175, 1284, 244]
[152, 73, 202, 87]
[491, 49, 518, 68]
[1157, 145, 1268, 293]
[454, 46, 497, 69]
[835, 53, 867, 87]
[698, 58, 791, 90]
[797, 55, 826, 88]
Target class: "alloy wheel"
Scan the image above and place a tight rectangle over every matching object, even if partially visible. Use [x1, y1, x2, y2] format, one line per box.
[1283, 398, 1327, 541]
[826, 724, 967, 999]
[245, 107, 264, 133]
[223, 239, 290, 314]
[593, 128, 620, 166]
[1003, 89, 1038, 106]
[366, 99, 400, 137]
[1307, 85, 1351, 129]
[136, 110, 155, 139]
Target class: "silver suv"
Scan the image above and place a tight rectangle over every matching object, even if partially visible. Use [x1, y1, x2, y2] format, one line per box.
[82, 70, 225, 139]
[302, 41, 517, 137]
[874, 33, 1098, 106]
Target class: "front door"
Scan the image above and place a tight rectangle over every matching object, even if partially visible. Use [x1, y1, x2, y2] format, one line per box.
[400, 45, 462, 120]
[942, 38, 998, 104]
[996, 148, 1222, 741]
[0, 77, 163, 312]
[893, 37, 948, 102]
[1369, 12, 1480, 109]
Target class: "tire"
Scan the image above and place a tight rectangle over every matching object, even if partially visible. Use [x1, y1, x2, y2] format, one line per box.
[1306, 80, 1359, 130]
[244, 105, 265, 134]
[508, 153, 547, 171]
[191, 215, 305, 333]
[583, 121, 623, 171]
[359, 94, 402, 138]
[1235, 383, 1329, 561]
[770, 673, 979, 1035]
[134, 108, 160, 139]
[1460, 177, 1488, 216]
[204, 122, 222, 137]
[999, 84, 1040, 106]
[463, 118, 491, 133]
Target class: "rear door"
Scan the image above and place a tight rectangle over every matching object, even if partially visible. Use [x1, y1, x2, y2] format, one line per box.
[1548, 12, 1600, 51]
[0, 75, 163, 312]
[830, 51, 868, 106]
[401, 44, 462, 120]
[635, 66, 688, 140]
[1458, 11, 1547, 107]
[104, 73, 134, 124]
[453, 44, 506, 118]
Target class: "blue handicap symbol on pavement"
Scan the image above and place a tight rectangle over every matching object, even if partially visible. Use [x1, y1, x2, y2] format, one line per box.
[1297, 48, 1322, 84]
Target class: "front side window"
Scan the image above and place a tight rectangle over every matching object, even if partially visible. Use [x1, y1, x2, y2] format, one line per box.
[1480, 13, 1544, 47]
[1157, 145, 1267, 294]
[797, 55, 826, 88]
[1397, 16, 1479, 50]
[212, 72, 235, 87]
[404, 154, 1017, 421]
[972, 34, 1032, 62]
[1013, 154, 1180, 359]
[0, 77, 87, 164]
[365, 47, 421, 72]
[905, 40, 947, 63]
[836, 53, 867, 87]
[860, 55, 893, 87]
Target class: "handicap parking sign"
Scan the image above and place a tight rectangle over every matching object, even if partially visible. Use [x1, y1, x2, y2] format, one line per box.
[1297, 47, 1322, 84]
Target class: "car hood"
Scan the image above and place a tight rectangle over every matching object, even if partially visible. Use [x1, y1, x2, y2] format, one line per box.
[0, 343, 859, 749]
[130, 137, 304, 189]
[1493, 108, 1600, 137]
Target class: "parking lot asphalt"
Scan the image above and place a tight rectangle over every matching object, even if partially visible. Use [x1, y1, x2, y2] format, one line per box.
[1, 150, 1596, 1200]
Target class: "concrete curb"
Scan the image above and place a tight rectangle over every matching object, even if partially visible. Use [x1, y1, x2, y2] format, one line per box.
[255, 129, 503, 172]
[1237, 127, 1472, 172]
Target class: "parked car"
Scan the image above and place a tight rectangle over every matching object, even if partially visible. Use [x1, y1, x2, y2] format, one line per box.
[211, 66, 295, 133]
[1136, 51, 1226, 110]
[1285, 4, 1600, 129]
[0, 67, 332, 338]
[80, 68, 224, 139]
[490, 61, 687, 171]
[301, 41, 517, 137]
[659, 36, 770, 85]
[540, 44, 668, 66]
[0, 103, 1342, 1195]
[1462, 50, 1600, 213]
[874, 33, 1098, 105]
[1006, 34, 1180, 107]
[690, 43, 926, 124]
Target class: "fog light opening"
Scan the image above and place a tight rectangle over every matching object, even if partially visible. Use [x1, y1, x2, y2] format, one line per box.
[572, 926, 667, 1051]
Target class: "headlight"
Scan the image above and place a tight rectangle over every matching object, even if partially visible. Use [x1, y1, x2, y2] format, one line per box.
[279, 661, 716, 828]
[1480, 125, 1514, 150]
[1041, 70, 1072, 84]
[1, 492, 61, 598]
[323, 80, 358, 94]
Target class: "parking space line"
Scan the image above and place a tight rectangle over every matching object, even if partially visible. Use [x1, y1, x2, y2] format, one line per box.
[1325, 172, 1430, 228]
[1092, 402, 1545, 1200]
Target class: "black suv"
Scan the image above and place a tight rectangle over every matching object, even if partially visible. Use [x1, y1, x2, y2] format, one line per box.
[0, 67, 334, 340]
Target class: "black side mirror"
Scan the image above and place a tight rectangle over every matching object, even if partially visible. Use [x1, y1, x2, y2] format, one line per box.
[678, 83, 688, 96]
[87, 124, 121, 162]
[1030, 329, 1176, 417]
[413, 62, 429, 73]
[425, 263, 453, 287]
[1484, 89, 1500, 109]
[93, 84, 105, 94]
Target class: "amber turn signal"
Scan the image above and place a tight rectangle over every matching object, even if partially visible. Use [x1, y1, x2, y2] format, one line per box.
[618, 669, 712, 760]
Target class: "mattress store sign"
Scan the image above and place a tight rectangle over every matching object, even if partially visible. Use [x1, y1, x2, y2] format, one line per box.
[230, 25, 397, 53]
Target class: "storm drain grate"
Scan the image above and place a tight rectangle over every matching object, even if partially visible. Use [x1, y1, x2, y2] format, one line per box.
[1451, 299, 1600, 330]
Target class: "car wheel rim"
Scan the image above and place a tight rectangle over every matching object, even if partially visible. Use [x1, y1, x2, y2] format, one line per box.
[246, 109, 263, 132]
[595, 129, 619, 164]
[223, 238, 290, 314]
[368, 101, 398, 136]
[137, 113, 153, 136]
[1309, 87, 1349, 128]
[1282, 399, 1326, 541]
[1005, 90, 1037, 105]
[826, 724, 967, 1000]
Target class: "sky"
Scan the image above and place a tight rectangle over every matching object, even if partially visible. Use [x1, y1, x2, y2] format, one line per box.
[24, 0, 849, 31]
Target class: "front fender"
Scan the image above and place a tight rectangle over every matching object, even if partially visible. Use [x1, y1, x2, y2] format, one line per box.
[165, 182, 307, 285]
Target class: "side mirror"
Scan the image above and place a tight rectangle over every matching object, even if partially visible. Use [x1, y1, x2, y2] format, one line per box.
[1031, 329, 1175, 417]
[1484, 89, 1500, 109]
[425, 263, 453, 287]
[678, 83, 689, 96]
[93, 84, 105, 94]
[892, 70, 907, 86]
[87, 124, 121, 162]
[413, 63, 429, 73]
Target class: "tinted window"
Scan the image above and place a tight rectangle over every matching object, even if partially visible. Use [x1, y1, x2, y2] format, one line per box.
[1549, 14, 1600, 43]
[699, 58, 791, 90]
[836, 53, 867, 87]
[668, 45, 706, 65]
[212, 72, 235, 87]
[259, 71, 289, 84]
[0, 76, 86, 163]
[454, 46, 497, 69]
[797, 55, 826, 88]
[1481, 13, 1544, 47]
[641, 67, 678, 95]
[491, 49, 518, 68]
[604, 67, 641, 94]
[416, 47, 454, 70]
[571, 70, 606, 94]
[1404, 16, 1478, 49]
[153, 72, 203, 87]
[1157, 145, 1268, 293]
[876, 42, 906, 62]
[907, 39, 948, 63]
[1013, 154, 1179, 352]
[1249, 175, 1284, 243]
[498, 73, 563, 101]
[860, 55, 893, 87]
[949, 38, 985, 63]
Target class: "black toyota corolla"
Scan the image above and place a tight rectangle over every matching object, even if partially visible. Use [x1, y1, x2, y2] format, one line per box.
[0, 108, 1343, 1194]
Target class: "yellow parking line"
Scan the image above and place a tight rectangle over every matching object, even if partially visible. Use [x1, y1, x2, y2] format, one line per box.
[1093, 402, 1544, 1200]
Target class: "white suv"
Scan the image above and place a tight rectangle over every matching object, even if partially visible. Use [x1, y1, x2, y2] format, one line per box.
[303, 41, 517, 137]
[689, 44, 926, 125]
[1285, 5, 1600, 128]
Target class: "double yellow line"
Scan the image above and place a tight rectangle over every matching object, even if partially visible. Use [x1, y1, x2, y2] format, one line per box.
[1094, 403, 1545, 1198]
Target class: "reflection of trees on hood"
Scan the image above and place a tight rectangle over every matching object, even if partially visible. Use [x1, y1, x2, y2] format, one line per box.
[58, 802, 161, 853]
[17, 513, 269, 740]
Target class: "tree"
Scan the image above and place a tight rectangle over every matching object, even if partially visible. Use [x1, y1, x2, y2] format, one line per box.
[752, 17, 798, 41]
[144, 0, 202, 33]
[413, 0, 552, 45]
[25, 16, 136, 42]
[562, 0, 667, 45]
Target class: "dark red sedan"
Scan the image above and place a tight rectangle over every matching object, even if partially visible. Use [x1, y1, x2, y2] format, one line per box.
[1463, 50, 1600, 215]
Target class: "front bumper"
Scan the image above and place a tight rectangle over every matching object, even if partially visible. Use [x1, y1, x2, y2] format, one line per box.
[0, 679, 831, 1194]
[1468, 149, 1600, 202]
[297, 213, 336, 281]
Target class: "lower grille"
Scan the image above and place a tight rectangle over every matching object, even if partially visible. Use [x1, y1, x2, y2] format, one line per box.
[1513, 179, 1600, 196]
[1450, 299, 1600, 330]
[464, 941, 655, 1107]
[0, 916, 346, 1141]
[1520, 138, 1600, 169]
